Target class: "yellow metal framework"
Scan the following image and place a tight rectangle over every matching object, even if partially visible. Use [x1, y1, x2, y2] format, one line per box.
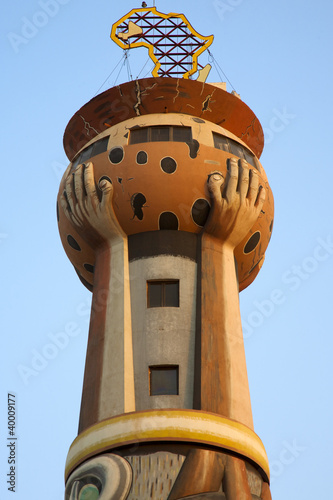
[110, 7, 214, 80]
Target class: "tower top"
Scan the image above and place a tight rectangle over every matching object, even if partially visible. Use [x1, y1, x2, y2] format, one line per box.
[110, 7, 214, 80]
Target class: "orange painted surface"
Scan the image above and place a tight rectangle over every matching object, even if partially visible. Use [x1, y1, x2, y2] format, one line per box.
[58, 140, 273, 291]
[63, 78, 264, 160]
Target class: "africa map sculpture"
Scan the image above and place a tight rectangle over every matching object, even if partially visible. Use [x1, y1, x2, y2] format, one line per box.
[110, 7, 214, 79]
[58, 7, 274, 499]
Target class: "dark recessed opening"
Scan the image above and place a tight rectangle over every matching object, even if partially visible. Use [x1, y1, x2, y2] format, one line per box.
[244, 231, 261, 254]
[147, 280, 179, 308]
[149, 365, 179, 396]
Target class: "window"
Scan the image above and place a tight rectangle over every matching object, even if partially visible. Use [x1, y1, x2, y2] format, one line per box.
[149, 366, 179, 396]
[212, 132, 258, 169]
[151, 126, 170, 142]
[72, 136, 109, 168]
[147, 280, 179, 308]
[130, 126, 192, 144]
[130, 127, 148, 144]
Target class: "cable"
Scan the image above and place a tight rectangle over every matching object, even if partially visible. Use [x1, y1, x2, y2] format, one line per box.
[113, 51, 129, 86]
[94, 54, 127, 95]
[136, 56, 152, 79]
[207, 49, 237, 92]
[124, 51, 133, 81]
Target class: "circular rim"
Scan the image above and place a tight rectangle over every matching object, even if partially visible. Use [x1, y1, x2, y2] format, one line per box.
[63, 77, 264, 161]
[65, 409, 270, 482]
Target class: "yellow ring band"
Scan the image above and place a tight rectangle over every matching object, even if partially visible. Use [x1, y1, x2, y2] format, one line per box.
[65, 409, 270, 482]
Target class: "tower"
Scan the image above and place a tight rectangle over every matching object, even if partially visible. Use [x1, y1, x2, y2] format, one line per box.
[58, 7, 274, 499]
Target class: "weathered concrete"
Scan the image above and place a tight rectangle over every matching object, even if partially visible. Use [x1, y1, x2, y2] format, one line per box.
[130, 255, 197, 410]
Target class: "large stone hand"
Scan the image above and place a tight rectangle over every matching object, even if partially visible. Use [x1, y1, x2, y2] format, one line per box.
[205, 158, 266, 249]
[60, 162, 123, 247]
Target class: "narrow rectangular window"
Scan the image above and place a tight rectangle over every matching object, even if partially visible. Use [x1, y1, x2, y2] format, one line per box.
[213, 132, 230, 152]
[147, 280, 179, 308]
[79, 143, 94, 163]
[91, 136, 109, 157]
[243, 149, 256, 168]
[149, 366, 179, 395]
[229, 139, 245, 159]
[130, 127, 149, 144]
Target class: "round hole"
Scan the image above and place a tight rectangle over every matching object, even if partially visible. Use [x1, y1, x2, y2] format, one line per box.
[191, 199, 210, 227]
[84, 263, 95, 273]
[159, 212, 179, 230]
[161, 157, 177, 174]
[67, 235, 81, 251]
[136, 151, 148, 164]
[244, 231, 261, 254]
[108, 147, 124, 164]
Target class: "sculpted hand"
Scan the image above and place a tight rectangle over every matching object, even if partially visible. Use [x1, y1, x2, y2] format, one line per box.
[60, 162, 123, 247]
[204, 158, 265, 249]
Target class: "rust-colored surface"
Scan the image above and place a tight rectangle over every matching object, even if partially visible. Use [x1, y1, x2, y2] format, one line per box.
[223, 456, 252, 500]
[168, 449, 225, 499]
[195, 235, 230, 415]
[63, 78, 264, 160]
[78, 246, 111, 433]
[261, 482, 272, 500]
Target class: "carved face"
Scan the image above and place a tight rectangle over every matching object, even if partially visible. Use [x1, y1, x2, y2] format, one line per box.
[57, 113, 273, 291]
[65, 455, 132, 500]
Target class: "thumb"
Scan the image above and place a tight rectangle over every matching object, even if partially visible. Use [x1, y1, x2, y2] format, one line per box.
[99, 177, 113, 210]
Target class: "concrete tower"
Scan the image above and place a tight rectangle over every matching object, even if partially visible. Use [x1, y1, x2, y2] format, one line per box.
[58, 7, 274, 499]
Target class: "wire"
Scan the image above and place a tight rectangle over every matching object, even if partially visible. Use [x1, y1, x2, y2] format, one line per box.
[136, 56, 152, 79]
[124, 51, 133, 81]
[207, 49, 237, 92]
[94, 54, 127, 95]
[113, 51, 129, 86]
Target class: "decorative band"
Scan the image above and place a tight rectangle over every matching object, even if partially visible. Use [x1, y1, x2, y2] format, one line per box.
[65, 409, 270, 481]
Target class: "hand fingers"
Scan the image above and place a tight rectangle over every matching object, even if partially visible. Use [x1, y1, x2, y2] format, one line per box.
[99, 177, 113, 212]
[255, 185, 266, 210]
[65, 171, 76, 214]
[207, 172, 224, 208]
[238, 162, 250, 202]
[59, 191, 83, 227]
[83, 162, 99, 208]
[247, 169, 260, 203]
[73, 164, 85, 207]
[224, 158, 238, 201]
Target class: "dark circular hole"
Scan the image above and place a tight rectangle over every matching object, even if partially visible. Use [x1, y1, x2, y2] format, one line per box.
[192, 117, 205, 123]
[67, 235, 81, 251]
[191, 199, 210, 227]
[159, 212, 179, 230]
[161, 157, 177, 174]
[84, 263, 95, 274]
[136, 151, 148, 164]
[244, 231, 261, 254]
[109, 147, 124, 164]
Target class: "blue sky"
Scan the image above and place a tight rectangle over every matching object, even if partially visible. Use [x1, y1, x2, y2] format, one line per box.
[1, 0, 333, 498]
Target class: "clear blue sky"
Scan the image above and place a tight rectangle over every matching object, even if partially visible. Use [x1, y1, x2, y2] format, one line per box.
[1, 0, 333, 498]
